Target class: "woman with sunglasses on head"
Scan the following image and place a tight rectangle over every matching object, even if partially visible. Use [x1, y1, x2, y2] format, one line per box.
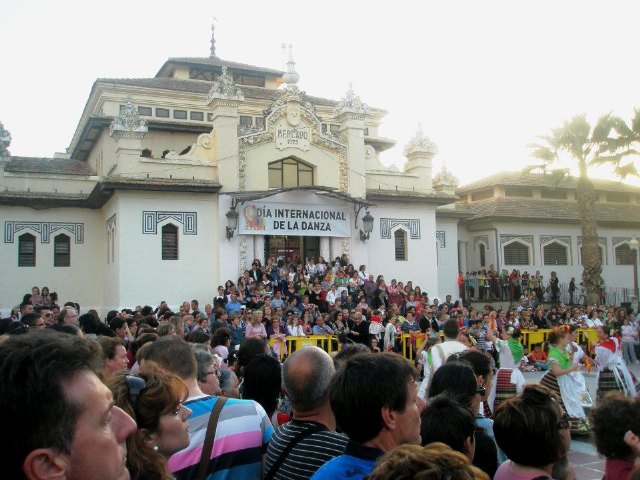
[109, 371, 192, 480]
[426, 361, 499, 478]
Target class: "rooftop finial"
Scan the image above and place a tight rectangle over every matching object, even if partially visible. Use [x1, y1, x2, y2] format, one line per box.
[209, 19, 217, 58]
[282, 44, 300, 86]
[0, 121, 11, 159]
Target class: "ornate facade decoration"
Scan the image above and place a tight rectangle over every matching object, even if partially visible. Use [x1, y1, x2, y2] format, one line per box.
[364, 144, 376, 159]
[611, 237, 631, 248]
[540, 235, 571, 246]
[106, 214, 117, 232]
[333, 83, 368, 119]
[239, 236, 248, 273]
[436, 231, 446, 248]
[473, 235, 489, 251]
[205, 66, 244, 104]
[341, 238, 351, 259]
[380, 218, 421, 239]
[142, 211, 197, 235]
[162, 133, 215, 165]
[238, 143, 247, 191]
[0, 121, 11, 159]
[5, 221, 84, 244]
[109, 96, 148, 136]
[403, 124, 437, 158]
[433, 164, 459, 192]
[500, 234, 534, 246]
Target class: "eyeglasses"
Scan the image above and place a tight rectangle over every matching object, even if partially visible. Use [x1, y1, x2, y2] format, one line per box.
[476, 386, 486, 397]
[207, 368, 221, 379]
[125, 375, 147, 411]
[557, 413, 570, 430]
[43, 313, 52, 317]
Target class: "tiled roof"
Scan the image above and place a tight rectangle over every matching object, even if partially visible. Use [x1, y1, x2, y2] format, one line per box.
[95, 78, 339, 107]
[366, 189, 457, 205]
[5, 157, 95, 176]
[463, 197, 640, 226]
[158, 56, 284, 76]
[456, 171, 640, 195]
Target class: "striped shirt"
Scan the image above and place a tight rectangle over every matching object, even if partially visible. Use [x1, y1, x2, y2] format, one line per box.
[265, 420, 348, 480]
[168, 395, 273, 480]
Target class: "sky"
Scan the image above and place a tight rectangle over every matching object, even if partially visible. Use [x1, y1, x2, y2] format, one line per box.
[1, 0, 639, 186]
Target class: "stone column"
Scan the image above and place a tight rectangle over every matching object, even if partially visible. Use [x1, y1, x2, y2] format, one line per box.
[254, 235, 265, 267]
[320, 237, 331, 262]
[109, 96, 148, 176]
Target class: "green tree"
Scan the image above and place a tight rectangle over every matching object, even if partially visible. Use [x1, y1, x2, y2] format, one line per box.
[528, 112, 638, 304]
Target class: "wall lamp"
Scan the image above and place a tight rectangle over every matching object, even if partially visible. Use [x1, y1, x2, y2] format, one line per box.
[359, 210, 374, 242]
[225, 203, 239, 240]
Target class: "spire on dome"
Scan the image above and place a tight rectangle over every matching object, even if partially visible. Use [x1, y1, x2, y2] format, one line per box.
[433, 161, 459, 193]
[282, 44, 299, 86]
[209, 19, 217, 58]
[333, 83, 368, 118]
[0, 121, 11, 159]
[403, 123, 437, 158]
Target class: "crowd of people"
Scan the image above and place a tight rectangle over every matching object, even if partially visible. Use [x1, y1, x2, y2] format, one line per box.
[2, 254, 640, 480]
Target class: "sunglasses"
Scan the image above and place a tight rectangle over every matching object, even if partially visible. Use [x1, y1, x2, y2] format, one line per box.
[125, 375, 147, 412]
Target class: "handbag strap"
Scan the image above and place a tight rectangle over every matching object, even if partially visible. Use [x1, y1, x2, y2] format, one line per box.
[196, 396, 228, 480]
[264, 422, 326, 480]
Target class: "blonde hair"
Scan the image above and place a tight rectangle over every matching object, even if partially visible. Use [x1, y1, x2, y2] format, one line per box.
[366, 443, 489, 480]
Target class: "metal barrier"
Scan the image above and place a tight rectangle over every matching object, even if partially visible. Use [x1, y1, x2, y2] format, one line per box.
[270, 335, 339, 360]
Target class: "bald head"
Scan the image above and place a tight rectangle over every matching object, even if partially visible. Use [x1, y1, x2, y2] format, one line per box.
[283, 346, 335, 412]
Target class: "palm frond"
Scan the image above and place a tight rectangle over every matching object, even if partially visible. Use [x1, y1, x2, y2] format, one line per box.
[591, 112, 614, 143]
[614, 162, 639, 179]
[522, 164, 548, 175]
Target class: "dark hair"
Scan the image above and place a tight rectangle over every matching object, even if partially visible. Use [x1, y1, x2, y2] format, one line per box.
[241, 354, 282, 418]
[453, 350, 492, 379]
[187, 329, 211, 344]
[494, 384, 567, 467]
[49, 323, 81, 336]
[20, 312, 42, 328]
[332, 343, 370, 369]
[130, 333, 159, 358]
[428, 362, 477, 408]
[0, 331, 102, 477]
[420, 393, 476, 453]
[590, 392, 640, 459]
[237, 338, 269, 374]
[443, 319, 460, 339]
[98, 336, 125, 360]
[547, 330, 567, 346]
[79, 313, 100, 334]
[329, 353, 417, 443]
[110, 317, 127, 331]
[138, 337, 197, 380]
[211, 327, 231, 348]
[109, 372, 187, 480]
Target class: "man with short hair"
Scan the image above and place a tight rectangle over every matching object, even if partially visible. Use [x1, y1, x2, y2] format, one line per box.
[347, 312, 370, 345]
[430, 319, 468, 372]
[266, 347, 347, 479]
[310, 353, 425, 480]
[58, 305, 79, 325]
[18, 301, 33, 319]
[21, 311, 45, 329]
[225, 293, 242, 315]
[139, 337, 273, 480]
[0, 330, 136, 479]
[36, 306, 55, 326]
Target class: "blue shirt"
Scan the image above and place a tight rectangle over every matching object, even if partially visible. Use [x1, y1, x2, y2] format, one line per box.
[225, 301, 242, 315]
[310, 441, 383, 480]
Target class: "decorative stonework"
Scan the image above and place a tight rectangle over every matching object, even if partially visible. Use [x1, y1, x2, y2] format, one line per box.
[109, 96, 148, 136]
[5, 221, 84, 244]
[500, 235, 534, 247]
[380, 218, 421, 239]
[333, 83, 368, 119]
[540, 235, 571, 246]
[205, 66, 244, 104]
[403, 124, 437, 158]
[238, 143, 247, 191]
[0, 121, 11, 159]
[364, 144, 376, 159]
[341, 238, 351, 259]
[239, 236, 248, 273]
[106, 214, 117, 232]
[142, 211, 197, 235]
[612, 237, 631, 248]
[433, 164, 459, 192]
[162, 133, 215, 166]
[436, 231, 446, 248]
[473, 235, 489, 251]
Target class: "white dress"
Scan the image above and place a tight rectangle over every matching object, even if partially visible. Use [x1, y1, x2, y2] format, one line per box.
[595, 337, 637, 397]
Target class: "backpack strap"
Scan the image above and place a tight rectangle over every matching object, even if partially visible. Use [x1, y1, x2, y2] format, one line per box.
[196, 396, 228, 480]
[265, 422, 327, 480]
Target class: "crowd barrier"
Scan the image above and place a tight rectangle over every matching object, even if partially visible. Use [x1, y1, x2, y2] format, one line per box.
[267, 328, 600, 361]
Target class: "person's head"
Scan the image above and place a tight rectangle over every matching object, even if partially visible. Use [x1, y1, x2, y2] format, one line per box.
[211, 327, 231, 348]
[236, 338, 270, 375]
[366, 443, 489, 480]
[219, 369, 240, 398]
[548, 330, 569, 348]
[283, 347, 334, 413]
[186, 329, 211, 345]
[109, 372, 191, 478]
[420, 394, 476, 460]
[596, 325, 610, 342]
[454, 350, 493, 391]
[99, 337, 129, 377]
[20, 301, 34, 315]
[156, 321, 176, 337]
[332, 343, 371, 369]
[494, 384, 569, 468]
[443, 319, 460, 340]
[139, 337, 197, 382]
[241, 354, 282, 418]
[21, 312, 45, 329]
[590, 392, 640, 460]
[0, 330, 136, 479]
[192, 347, 221, 396]
[428, 362, 482, 415]
[58, 306, 79, 325]
[329, 353, 424, 448]
[110, 317, 128, 339]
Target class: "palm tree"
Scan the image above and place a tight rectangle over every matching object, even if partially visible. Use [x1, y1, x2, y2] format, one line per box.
[527, 113, 638, 304]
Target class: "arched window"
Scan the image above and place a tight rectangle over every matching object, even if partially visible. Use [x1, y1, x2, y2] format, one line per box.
[479, 243, 486, 268]
[162, 224, 178, 260]
[54, 234, 71, 267]
[18, 233, 36, 267]
[503, 241, 530, 265]
[615, 243, 636, 265]
[543, 241, 568, 266]
[268, 158, 313, 188]
[394, 229, 407, 261]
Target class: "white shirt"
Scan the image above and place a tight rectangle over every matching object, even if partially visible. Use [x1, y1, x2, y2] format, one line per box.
[430, 340, 468, 372]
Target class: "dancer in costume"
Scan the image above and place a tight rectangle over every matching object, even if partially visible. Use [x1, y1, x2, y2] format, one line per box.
[486, 326, 526, 416]
[540, 330, 590, 433]
[594, 325, 637, 400]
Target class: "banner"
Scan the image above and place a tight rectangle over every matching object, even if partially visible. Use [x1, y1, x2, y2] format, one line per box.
[238, 201, 350, 237]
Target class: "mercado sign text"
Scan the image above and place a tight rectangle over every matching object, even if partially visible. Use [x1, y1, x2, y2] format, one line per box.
[238, 201, 350, 237]
[275, 122, 310, 151]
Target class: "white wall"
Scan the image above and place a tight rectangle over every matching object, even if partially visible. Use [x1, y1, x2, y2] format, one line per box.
[435, 218, 460, 302]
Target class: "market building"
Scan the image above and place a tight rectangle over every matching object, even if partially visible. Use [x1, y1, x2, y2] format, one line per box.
[1, 35, 638, 313]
